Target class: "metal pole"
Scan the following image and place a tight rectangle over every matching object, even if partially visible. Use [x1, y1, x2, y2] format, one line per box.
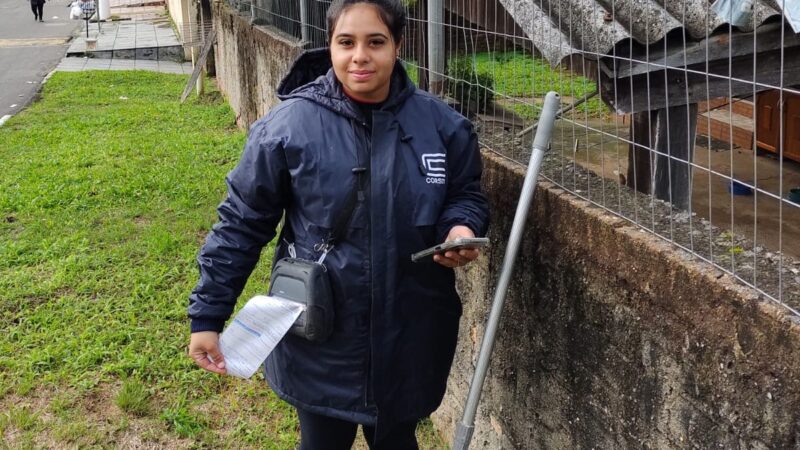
[426, 0, 444, 95]
[298, 0, 309, 45]
[452, 91, 561, 450]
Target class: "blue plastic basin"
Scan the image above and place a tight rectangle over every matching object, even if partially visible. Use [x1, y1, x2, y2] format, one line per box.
[728, 180, 753, 196]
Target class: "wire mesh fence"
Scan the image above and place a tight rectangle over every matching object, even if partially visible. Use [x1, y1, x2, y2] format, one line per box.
[224, 0, 331, 46]
[220, 0, 800, 318]
[399, 0, 800, 318]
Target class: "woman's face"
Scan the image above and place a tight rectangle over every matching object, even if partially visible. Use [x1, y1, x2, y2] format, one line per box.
[330, 3, 399, 103]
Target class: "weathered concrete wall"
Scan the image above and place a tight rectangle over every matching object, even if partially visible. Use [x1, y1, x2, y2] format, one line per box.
[212, 1, 302, 127]
[433, 150, 800, 449]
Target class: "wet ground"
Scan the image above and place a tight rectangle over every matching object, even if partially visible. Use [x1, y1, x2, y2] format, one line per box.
[476, 115, 800, 314]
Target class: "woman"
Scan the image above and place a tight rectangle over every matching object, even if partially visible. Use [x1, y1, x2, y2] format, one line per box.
[188, 0, 489, 448]
[31, 0, 45, 21]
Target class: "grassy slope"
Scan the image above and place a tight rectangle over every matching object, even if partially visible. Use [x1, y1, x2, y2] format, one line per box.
[0, 70, 445, 449]
[0, 71, 283, 448]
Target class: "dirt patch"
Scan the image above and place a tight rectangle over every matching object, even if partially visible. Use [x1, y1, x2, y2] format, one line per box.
[0, 384, 189, 449]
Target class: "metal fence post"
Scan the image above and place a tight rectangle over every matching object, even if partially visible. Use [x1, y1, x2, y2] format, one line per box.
[452, 91, 561, 450]
[426, 0, 444, 96]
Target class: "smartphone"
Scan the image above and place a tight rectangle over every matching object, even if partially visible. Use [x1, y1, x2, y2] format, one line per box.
[411, 237, 490, 263]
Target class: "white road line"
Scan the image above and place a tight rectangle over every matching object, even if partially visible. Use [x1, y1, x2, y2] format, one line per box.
[0, 115, 12, 127]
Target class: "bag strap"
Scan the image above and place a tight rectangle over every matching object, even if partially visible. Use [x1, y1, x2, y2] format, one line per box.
[317, 166, 366, 259]
[334, 166, 366, 240]
[311, 119, 371, 264]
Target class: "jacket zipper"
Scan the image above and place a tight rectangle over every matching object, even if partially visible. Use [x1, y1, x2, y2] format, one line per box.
[357, 119, 376, 410]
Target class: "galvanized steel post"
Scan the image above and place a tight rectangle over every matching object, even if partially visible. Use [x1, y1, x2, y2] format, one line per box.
[426, 0, 445, 96]
[452, 91, 561, 450]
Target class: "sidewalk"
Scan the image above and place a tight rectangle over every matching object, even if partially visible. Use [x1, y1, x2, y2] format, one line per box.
[56, 0, 193, 74]
[55, 55, 191, 73]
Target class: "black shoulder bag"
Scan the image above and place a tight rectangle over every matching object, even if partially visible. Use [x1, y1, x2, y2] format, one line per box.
[268, 166, 367, 343]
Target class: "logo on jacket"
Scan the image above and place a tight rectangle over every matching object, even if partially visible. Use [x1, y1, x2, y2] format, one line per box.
[421, 153, 446, 184]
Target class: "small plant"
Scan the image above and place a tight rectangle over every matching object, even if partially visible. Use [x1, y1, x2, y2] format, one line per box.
[401, 59, 420, 87]
[116, 379, 151, 416]
[3, 406, 39, 432]
[161, 402, 205, 438]
[53, 419, 90, 443]
[447, 56, 495, 115]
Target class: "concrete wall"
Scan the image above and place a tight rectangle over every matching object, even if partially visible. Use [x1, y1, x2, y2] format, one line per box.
[212, 1, 302, 126]
[433, 151, 800, 449]
[166, 0, 191, 59]
[209, 4, 800, 447]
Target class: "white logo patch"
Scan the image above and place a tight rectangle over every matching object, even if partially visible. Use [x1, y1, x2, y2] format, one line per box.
[422, 153, 446, 184]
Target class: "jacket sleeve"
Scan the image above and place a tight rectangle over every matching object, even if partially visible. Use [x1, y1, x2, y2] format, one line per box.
[436, 116, 490, 241]
[188, 118, 290, 332]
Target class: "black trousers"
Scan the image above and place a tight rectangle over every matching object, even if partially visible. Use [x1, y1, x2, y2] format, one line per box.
[31, 3, 43, 19]
[296, 408, 419, 450]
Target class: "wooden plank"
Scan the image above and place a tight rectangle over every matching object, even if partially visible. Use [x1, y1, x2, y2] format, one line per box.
[651, 104, 699, 211]
[618, 23, 800, 79]
[626, 110, 655, 195]
[603, 46, 800, 114]
[626, 105, 699, 211]
[181, 27, 217, 103]
[444, 0, 524, 39]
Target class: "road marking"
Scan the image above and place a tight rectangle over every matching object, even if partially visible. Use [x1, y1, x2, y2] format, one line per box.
[0, 115, 12, 127]
[0, 38, 70, 48]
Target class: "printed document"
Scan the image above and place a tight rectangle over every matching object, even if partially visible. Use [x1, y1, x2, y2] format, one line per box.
[218, 295, 304, 379]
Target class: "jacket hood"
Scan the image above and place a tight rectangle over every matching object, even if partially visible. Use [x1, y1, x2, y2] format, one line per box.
[276, 48, 416, 120]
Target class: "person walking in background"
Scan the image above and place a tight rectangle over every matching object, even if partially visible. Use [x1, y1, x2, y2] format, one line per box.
[30, 0, 45, 21]
[187, 0, 490, 448]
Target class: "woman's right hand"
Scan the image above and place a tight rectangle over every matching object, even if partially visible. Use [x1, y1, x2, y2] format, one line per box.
[188, 331, 227, 374]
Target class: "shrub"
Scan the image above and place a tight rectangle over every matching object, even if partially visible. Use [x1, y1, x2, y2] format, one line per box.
[447, 56, 495, 115]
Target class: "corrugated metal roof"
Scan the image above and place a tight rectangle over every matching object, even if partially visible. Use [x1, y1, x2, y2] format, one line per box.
[497, 0, 792, 67]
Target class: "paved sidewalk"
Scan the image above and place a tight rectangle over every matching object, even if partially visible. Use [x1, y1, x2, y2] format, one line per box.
[66, 0, 183, 61]
[67, 17, 183, 60]
[56, 0, 193, 74]
[54, 55, 192, 73]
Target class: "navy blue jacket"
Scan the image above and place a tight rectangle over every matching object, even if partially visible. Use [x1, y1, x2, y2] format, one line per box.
[188, 49, 490, 430]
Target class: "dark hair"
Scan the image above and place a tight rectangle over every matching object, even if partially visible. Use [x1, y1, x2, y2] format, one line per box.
[326, 0, 407, 44]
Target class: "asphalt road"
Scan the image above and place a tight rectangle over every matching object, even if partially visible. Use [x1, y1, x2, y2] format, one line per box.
[0, 0, 82, 121]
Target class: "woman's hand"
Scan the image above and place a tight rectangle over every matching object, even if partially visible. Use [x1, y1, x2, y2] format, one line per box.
[188, 331, 227, 374]
[434, 225, 480, 268]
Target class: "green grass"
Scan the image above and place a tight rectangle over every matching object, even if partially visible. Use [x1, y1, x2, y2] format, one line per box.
[404, 52, 609, 118]
[116, 378, 151, 416]
[0, 70, 448, 448]
[402, 60, 420, 86]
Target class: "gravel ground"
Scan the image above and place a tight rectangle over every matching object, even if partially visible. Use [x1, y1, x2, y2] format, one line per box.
[475, 117, 800, 316]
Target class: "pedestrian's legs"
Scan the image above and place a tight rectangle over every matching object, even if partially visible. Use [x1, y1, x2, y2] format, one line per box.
[362, 420, 419, 450]
[31, 3, 38, 20]
[296, 408, 359, 450]
[37, 3, 44, 21]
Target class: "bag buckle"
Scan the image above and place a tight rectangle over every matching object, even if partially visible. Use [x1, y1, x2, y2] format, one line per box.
[314, 241, 334, 264]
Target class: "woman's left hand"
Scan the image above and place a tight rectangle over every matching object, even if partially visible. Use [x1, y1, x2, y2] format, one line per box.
[434, 225, 480, 268]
